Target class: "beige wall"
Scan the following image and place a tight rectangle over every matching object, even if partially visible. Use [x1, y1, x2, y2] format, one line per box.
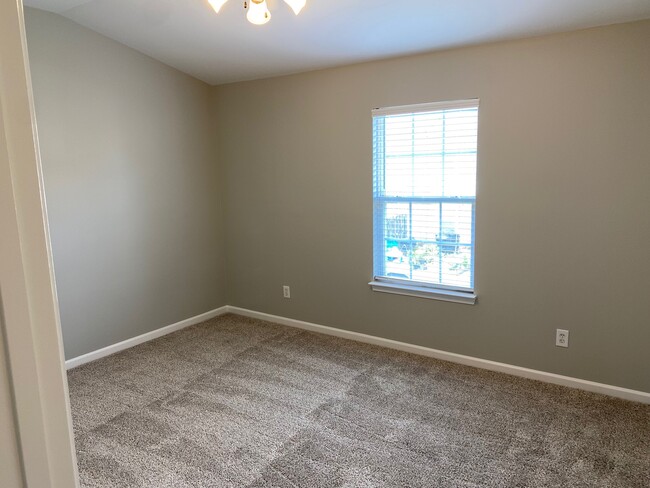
[215, 20, 650, 392]
[25, 8, 226, 360]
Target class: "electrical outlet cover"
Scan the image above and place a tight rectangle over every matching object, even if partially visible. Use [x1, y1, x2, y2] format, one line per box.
[556, 329, 569, 348]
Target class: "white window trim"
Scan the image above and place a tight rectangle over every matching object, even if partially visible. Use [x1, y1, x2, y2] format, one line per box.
[372, 98, 479, 117]
[369, 279, 477, 305]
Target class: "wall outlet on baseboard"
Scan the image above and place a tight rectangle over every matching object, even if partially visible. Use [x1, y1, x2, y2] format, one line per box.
[556, 329, 569, 348]
[283, 285, 291, 299]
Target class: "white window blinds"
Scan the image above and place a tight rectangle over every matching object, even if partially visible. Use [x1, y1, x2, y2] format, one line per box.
[372, 99, 479, 293]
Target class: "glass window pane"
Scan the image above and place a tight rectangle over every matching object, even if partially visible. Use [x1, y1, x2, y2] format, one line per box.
[442, 153, 477, 197]
[441, 203, 473, 245]
[413, 156, 443, 197]
[383, 203, 411, 279]
[384, 203, 409, 241]
[385, 156, 413, 196]
[385, 115, 414, 157]
[413, 112, 443, 154]
[412, 203, 440, 241]
[439, 245, 473, 289]
[443, 109, 478, 153]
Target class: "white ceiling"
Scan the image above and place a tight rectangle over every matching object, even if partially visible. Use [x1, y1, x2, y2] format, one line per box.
[24, 0, 650, 85]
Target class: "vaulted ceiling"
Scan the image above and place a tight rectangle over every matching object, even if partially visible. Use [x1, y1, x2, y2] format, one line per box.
[24, 0, 650, 85]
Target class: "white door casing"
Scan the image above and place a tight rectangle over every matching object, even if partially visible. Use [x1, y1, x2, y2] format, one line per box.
[0, 1, 79, 487]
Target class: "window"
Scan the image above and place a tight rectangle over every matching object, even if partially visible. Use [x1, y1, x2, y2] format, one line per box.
[370, 99, 479, 304]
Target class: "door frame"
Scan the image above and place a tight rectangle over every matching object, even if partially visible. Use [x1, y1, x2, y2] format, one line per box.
[0, 1, 79, 486]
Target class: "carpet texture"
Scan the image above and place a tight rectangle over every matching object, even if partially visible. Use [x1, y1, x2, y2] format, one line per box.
[68, 314, 650, 487]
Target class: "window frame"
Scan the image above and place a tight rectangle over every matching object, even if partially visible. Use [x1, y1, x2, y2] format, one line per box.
[369, 99, 479, 305]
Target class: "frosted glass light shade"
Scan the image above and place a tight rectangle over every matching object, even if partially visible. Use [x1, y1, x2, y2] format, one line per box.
[283, 0, 306, 15]
[208, 0, 229, 13]
[247, 0, 271, 25]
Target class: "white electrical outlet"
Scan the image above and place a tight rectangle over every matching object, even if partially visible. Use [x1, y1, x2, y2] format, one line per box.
[556, 329, 569, 348]
[283, 285, 291, 299]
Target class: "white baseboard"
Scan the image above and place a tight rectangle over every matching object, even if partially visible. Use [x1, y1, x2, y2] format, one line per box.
[65, 306, 229, 370]
[64, 304, 650, 404]
[228, 306, 650, 405]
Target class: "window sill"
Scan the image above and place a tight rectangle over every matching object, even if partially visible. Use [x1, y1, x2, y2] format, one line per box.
[369, 281, 477, 305]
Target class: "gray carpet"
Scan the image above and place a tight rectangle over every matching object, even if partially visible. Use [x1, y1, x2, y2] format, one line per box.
[68, 314, 650, 487]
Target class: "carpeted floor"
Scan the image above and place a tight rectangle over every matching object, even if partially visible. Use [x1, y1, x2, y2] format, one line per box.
[68, 314, 650, 487]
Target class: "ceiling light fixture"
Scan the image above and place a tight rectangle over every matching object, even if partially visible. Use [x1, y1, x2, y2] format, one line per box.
[246, 0, 271, 25]
[208, 0, 306, 25]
